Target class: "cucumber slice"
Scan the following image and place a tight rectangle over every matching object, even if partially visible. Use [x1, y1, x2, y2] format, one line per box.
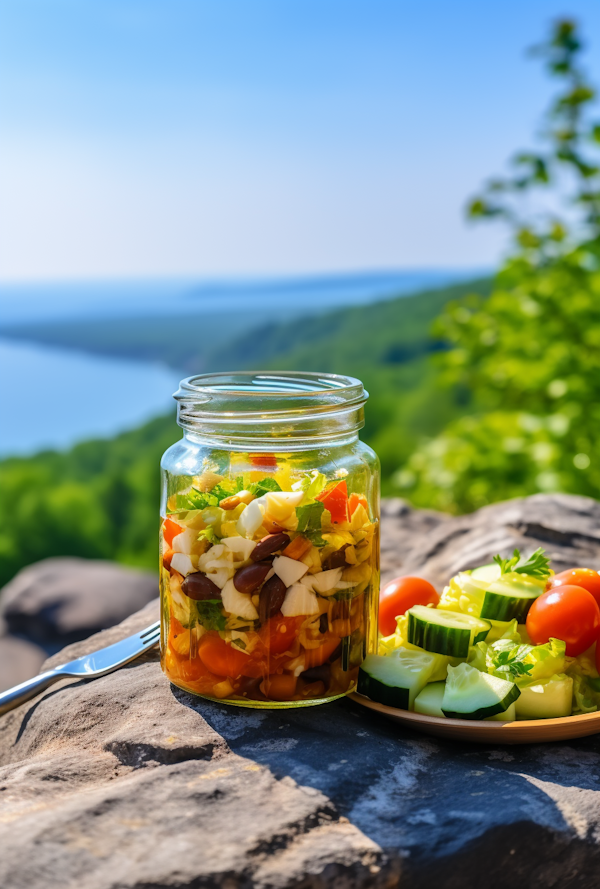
[357, 649, 437, 709]
[515, 674, 573, 719]
[485, 702, 516, 722]
[471, 563, 501, 584]
[442, 662, 520, 720]
[414, 681, 446, 717]
[479, 576, 542, 622]
[407, 605, 490, 658]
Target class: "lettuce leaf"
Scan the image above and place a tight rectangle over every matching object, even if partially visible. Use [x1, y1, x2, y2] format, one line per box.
[293, 471, 328, 503]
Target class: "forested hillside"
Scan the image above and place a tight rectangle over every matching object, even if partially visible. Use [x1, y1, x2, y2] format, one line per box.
[0, 277, 490, 586]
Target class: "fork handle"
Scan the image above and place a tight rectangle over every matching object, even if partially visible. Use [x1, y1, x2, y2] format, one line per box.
[0, 669, 63, 716]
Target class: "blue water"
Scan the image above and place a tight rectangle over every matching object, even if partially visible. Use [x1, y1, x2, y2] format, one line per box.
[0, 269, 490, 457]
[0, 338, 180, 458]
[0, 269, 486, 326]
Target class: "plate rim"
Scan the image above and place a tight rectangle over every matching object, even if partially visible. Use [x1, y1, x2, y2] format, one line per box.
[349, 691, 600, 732]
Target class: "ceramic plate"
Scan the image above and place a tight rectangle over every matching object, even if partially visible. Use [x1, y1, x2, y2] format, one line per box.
[350, 692, 600, 744]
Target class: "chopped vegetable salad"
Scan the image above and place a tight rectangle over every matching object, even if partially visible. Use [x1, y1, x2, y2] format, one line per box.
[359, 550, 600, 721]
[160, 465, 378, 705]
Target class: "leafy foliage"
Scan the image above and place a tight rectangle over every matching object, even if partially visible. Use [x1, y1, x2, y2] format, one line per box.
[397, 19, 600, 512]
[493, 547, 551, 580]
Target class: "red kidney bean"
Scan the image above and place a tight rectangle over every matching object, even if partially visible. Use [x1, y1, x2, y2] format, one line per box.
[234, 561, 273, 594]
[259, 575, 287, 623]
[251, 533, 290, 562]
[322, 545, 349, 571]
[182, 572, 222, 601]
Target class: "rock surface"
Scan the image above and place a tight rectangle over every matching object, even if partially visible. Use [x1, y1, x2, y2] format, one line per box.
[0, 558, 158, 690]
[1, 494, 600, 889]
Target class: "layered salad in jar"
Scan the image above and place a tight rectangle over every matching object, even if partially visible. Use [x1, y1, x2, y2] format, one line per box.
[160, 459, 379, 706]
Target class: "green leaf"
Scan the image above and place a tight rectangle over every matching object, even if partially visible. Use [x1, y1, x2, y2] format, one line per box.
[296, 471, 327, 502]
[172, 488, 218, 512]
[248, 478, 282, 498]
[296, 500, 325, 534]
[306, 529, 327, 547]
[196, 599, 226, 631]
[493, 547, 550, 580]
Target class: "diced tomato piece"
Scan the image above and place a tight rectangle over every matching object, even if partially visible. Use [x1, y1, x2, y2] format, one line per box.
[260, 614, 303, 655]
[163, 518, 182, 548]
[198, 634, 253, 679]
[261, 673, 297, 701]
[317, 480, 349, 524]
[348, 493, 368, 515]
[304, 636, 341, 669]
[249, 452, 277, 467]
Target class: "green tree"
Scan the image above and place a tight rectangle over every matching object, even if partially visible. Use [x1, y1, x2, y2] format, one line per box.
[396, 19, 600, 513]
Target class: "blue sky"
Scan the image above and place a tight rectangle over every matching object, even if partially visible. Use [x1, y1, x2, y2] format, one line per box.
[1, 0, 599, 281]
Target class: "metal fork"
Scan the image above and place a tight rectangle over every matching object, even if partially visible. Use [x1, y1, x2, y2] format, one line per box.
[0, 620, 161, 717]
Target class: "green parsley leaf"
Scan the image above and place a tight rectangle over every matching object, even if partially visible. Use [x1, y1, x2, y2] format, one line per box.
[248, 478, 282, 498]
[196, 599, 226, 631]
[296, 500, 325, 534]
[488, 641, 536, 681]
[172, 488, 218, 512]
[493, 547, 551, 580]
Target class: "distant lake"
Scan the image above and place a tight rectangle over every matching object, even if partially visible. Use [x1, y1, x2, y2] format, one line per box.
[0, 338, 180, 458]
[0, 269, 489, 457]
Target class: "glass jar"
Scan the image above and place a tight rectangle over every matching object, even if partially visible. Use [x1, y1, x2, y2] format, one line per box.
[160, 371, 379, 708]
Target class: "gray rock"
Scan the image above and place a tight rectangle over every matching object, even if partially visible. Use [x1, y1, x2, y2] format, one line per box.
[0, 634, 46, 693]
[0, 557, 158, 652]
[1, 494, 600, 888]
[382, 492, 600, 588]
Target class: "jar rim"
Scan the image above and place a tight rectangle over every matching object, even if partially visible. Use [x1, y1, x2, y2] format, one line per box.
[174, 370, 368, 417]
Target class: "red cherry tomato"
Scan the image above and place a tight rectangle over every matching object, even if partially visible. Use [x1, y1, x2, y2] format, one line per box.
[526, 585, 600, 657]
[549, 568, 600, 607]
[378, 576, 440, 636]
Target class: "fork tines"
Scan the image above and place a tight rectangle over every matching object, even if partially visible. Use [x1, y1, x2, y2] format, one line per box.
[140, 621, 161, 643]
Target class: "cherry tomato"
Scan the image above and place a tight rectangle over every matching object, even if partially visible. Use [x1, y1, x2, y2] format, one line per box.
[549, 568, 600, 606]
[526, 585, 600, 657]
[198, 634, 252, 678]
[316, 481, 349, 524]
[378, 576, 439, 636]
